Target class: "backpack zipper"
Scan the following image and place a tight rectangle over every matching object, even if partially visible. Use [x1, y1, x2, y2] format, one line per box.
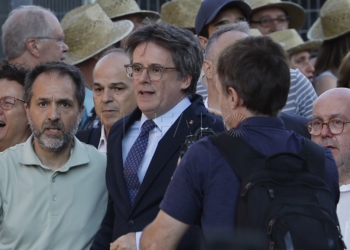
[240, 179, 333, 197]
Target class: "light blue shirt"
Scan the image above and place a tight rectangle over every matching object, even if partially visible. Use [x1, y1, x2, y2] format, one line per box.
[122, 97, 191, 183]
[81, 87, 94, 126]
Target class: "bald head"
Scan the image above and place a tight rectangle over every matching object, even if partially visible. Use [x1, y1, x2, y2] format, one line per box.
[312, 88, 350, 185]
[92, 49, 136, 137]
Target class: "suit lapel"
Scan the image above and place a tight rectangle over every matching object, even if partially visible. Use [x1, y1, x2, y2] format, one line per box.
[132, 98, 207, 208]
[114, 109, 142, 213]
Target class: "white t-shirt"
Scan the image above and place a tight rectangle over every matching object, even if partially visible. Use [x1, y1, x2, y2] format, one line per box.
[337, 184, 350, 247]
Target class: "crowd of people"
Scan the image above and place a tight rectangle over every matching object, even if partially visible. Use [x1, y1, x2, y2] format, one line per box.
[0, 0, 350, 249]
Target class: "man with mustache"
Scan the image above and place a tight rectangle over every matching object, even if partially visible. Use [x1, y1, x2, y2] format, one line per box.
[0, 61, 107, 249]
[310, 87, 350, 247]
[77, 48, 137, 152]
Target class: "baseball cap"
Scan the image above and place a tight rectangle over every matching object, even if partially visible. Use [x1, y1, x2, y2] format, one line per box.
[195, 0, 252, 36]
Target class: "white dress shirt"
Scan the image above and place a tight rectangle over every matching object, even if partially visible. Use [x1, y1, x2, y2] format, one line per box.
[122, 97, 191, 250]
[337, 184, 350, 248]
[122, 97, 191, 183]
[97, 125, 107, 154]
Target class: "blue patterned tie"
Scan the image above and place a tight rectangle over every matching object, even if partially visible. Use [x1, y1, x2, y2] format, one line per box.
[124, 119, 156, 205]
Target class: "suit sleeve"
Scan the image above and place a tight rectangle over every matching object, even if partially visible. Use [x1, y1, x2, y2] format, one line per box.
[90, 195, 115, 250]
[323, 148, 340, 205]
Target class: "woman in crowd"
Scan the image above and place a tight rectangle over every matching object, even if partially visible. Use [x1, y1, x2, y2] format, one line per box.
[268, 29, 321, 83]
[307, 0, 350, 95]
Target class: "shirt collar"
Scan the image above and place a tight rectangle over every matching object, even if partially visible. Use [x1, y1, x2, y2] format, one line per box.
[236, 116, 285, 130]
[98, 125, 107, 154]
[19, 135, 89, 172]
[140, 96, 191, 133]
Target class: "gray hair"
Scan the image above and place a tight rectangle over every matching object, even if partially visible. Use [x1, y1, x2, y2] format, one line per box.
[125, 20, 203, 96]
[2, 5, 55, 60]
[204, 22, 251, 60]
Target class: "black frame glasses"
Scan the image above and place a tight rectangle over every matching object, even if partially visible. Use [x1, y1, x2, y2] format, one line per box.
[307, 118, 350, 136]
[124, 63, 177, 81]
[0, 96, 25, 110]
[250, 16, 290, 28]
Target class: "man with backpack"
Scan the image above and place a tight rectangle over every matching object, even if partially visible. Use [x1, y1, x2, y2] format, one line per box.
[140, 36, 342, 249]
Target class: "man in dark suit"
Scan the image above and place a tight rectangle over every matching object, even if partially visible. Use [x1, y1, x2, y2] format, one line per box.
[76, 48, 137, 151]
[91, 22, 224, 250]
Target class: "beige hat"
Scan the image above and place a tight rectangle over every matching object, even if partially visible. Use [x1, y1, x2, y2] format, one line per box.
[95, 0, 160, 20]
[245, 0, 306, 30]
[160, 0, 202, 32]
[307, 0, 350, 41]
[268, 29, 322, 55]
[62, 3, 133, 65]
[250, 28, 262, 36]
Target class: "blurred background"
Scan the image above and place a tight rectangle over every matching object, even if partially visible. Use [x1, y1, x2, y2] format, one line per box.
[0, 0, 326, 60]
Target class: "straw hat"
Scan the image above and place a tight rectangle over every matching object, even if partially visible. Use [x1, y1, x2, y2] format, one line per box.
[95, 0, 160, 20]
[307, 0, 350, 41]
[160, 0, 202, 32]
[245, 0, 306, 30]
[268, 29, 322, 55]
[62, 3, 133, 65]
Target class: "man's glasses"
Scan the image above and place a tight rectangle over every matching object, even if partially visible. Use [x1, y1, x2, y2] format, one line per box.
[0, 96, 25, 110]
[250, 16, 290, 28]
[307, 118, 350, 136]
[33, 36, 66, 44]
[124, 63, 177, 81]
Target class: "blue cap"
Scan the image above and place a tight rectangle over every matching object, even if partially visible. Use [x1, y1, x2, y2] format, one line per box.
[195, 0, 252, 37]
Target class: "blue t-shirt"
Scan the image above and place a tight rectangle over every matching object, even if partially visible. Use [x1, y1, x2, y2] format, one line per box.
[160, 116, 339, 242]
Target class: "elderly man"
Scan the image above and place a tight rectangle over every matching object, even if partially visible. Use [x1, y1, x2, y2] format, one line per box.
[0, 61, 107, 249]
[202, 22, 316, 119]
[2, 5, 68, 69]
[140, 36, 340, 250]
[310, 88, 350, 247]
[91, 22, 223, 250]
[0, 62, 30, 151]
[246, 0, 306, 35]
[76, 48, 137, 152]
[61, 3, 133, 128]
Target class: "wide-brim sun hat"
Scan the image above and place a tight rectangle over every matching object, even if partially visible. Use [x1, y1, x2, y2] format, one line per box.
[95, 0, 160, 20]
[161, 0, 202, 33]
[268, 29, 322, 55]
[307, 0, 350, 41]
[195, 0, 252, 36]
[62, 3, 133, 65]
[245, 0, 306, 31]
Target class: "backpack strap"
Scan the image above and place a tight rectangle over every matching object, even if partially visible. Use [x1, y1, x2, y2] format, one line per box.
[210, 133, 326, 181]
[210, 132, 262, 180]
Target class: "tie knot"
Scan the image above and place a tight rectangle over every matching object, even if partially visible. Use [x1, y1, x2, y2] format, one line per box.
[141, 119, 156, 135]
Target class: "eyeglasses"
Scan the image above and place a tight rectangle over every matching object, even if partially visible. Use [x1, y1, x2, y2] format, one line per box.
[124, 63, 177, 81]
[33, 36, 66, 44]
[307, 118, 350, 136]
[250, 16, 290, 28]
[0, 96, 25, 110]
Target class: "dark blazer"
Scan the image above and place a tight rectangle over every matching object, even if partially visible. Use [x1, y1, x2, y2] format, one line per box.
[76, 126, 101, 148]
[91, 95, 224, 249]
[279, 112, 311, 139]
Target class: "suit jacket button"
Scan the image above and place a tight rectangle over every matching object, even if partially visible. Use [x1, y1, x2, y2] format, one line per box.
[128, 220, 134, 226]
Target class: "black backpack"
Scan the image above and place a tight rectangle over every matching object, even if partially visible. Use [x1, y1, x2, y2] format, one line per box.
[210, 132, 346, 250]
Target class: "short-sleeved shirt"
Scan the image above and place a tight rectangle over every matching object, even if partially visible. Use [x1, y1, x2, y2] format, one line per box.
[160, 117, 339, 242]
[0, 136, 108, 250]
